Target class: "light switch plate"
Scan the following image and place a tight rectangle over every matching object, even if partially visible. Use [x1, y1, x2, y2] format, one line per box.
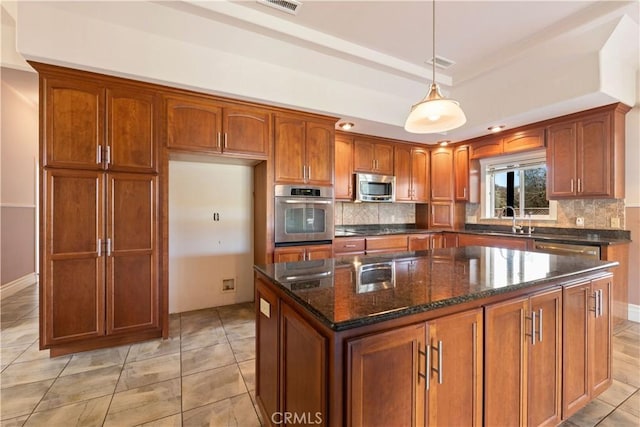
[260, 298, 271, 318]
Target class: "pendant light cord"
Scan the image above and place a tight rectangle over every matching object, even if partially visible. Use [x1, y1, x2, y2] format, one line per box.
[432, 0, 436, 85]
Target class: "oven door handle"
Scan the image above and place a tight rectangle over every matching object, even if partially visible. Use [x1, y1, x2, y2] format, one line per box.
[281, 200, 333, 205]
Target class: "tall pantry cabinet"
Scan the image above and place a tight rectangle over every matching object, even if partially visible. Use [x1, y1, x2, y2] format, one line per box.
[35, 63, 162, 356]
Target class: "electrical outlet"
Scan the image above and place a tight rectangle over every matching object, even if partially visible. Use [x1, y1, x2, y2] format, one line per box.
[466, 215, 478, 224]
[576, 217, 584, 227]
[611, 217, 620, 228]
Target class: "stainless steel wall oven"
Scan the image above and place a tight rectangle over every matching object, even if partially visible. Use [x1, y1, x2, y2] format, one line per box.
[274, 184, 334, 244]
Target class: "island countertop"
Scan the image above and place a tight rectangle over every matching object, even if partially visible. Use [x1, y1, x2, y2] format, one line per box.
[254, 246, 617, 331]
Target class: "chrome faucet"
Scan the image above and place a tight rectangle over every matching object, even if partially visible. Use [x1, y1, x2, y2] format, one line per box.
[504, 206, 522, 233]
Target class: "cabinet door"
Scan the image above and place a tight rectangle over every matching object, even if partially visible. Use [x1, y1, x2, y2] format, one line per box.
[591, 276, 612, 398]
[427, 308, 483, 427]
[484, 297, 529, 427]
[454, 146, 469, 201]
[353, 138, 376, 173]
[333, 238, 365, 256]
[280, 303, 327, 426]
[547, 122, 578, 198]
[274, 116, 306, 184]
[44, 78, 105, 170]
[408, 234, 431, 251]
[106, 173, 159, 334]
[562, 281, 591, 418]
[394, 145, 413, 201]
[365, 235, 408, 254]
[42, 169, 105, 347]
[528, 289, 562, 427]
[273, 246, 305, 263]
[335, 135, 355, 200]
[430, 147, 453, 201]
[411, 147, 429, 202]
[107, 87, 157, 172]
[430, 202, 454, 229]
[166, 95, 222, 152]
[306, 121, 334, 186]
[348, 323, 426, 427]
[578, 113, 611, 197]
[374, 142, 394, 175]
[222, 105, 270, 158]
[256, 279, 280, 421]
[306, 245, 333, 261]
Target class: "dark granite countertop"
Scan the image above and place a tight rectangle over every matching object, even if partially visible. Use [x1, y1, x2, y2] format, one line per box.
[254, 247, 617, 331]
[334, 224, 631, 245]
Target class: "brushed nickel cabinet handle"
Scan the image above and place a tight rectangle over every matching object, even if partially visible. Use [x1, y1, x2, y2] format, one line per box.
[106, 238, 112, 257]
[308, 165, 311, 181]
[224, 133, 228, 149]
[538, 308, 543, 342]
[570, 179, 574, 193]
[435, 340, 443, 384]
[216, 132, 221, 148]
[97, 145, 102, 164]
[105, 146, 111, 165]
[97, 238, 102, 257]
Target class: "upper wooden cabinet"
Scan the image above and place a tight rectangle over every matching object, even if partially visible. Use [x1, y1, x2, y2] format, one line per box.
[274, 114, 334, 185]
[165, 94, 270, 159]
[547, 104, 628, 199]
[469, 127, 545, 160]
[353, 137, 394, 175]
[334, 133, 355, 200]
[43, 77, 157, 172]
[395, 144, 429, 202]
[454, 146, 469, 201]
[430, 147, 454, 201]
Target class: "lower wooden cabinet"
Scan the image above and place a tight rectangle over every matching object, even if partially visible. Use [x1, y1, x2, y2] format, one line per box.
[457, 233, 531, 250]
[273, 244, 332, 262]
[484, 288, 562, 427]
[333, 237, 365, 256]
[365, 235, 408, 254]
[562, 275, 612, 418]
[348, 308, 483, 427]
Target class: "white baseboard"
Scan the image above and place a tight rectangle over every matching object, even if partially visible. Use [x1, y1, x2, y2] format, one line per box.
[629, 304, 640, 323]
[0, 273, 37, 300]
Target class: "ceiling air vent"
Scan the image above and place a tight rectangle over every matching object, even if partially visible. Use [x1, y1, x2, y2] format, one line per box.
[426, 55, 456, 70]
[257, 0, 302, 15]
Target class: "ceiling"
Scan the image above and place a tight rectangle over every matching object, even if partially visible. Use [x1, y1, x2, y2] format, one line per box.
[3, 1, 639, 143]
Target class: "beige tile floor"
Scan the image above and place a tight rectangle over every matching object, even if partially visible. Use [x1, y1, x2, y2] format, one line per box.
[1, 284, 639, 426]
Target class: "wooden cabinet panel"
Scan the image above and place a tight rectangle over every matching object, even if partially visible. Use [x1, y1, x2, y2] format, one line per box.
[429, 202, 454, 229]
[454, 146, 469, 201]
[365, 235, 408, 254]
[44, 78, 105, 170]
[274, 244, 332, 263]
[528, 289, 562, 427]
[43, 169, 105, 346]
[503, 127, 545, 154]
[281, 303, 327, 426]
[427, 309, 483, 427]
[106, 173, 158, 334]
[547, 122, 578, 197]
[166, 95, 222, 152]
[408, 234, 432, 251]
[107, 87, 157, 172]
[484, 296, 528, 427]
[222, 105, 270, 158]
[430, 147, 453, 201]
[579, 113, 611, 197]
[335, 134, 354, 200]
[563, 275, 612, 418]
[306, 121, 334, 185]
[469, 138, 502, 159]
[333, 237, 365, 256]
[348, 323, 426, 427]
[275, 116, 334, 185]
[457, 234, 530, 250]
[601, 244, 629, 328]
[256, 279, 280, 422]
[411, 148, 429, 202]
[353, 138, 393, 175]
[394, 144, 412, 202]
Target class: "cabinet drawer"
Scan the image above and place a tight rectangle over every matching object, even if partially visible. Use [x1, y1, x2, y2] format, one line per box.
[334, 238, 365, 255]
[366, 235, 408, 253]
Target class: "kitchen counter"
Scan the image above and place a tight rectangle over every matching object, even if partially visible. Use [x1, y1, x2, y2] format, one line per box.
[254, 247, 617, 426]
[254, 247, 617, 331]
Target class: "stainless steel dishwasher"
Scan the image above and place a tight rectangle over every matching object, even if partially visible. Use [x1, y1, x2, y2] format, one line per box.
[532, 241, 601, 259]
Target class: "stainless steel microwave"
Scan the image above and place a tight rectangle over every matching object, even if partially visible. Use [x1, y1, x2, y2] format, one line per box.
[355, 173, 396, 202]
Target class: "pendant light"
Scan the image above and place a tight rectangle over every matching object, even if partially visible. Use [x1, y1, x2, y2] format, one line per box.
[404, 0, 466, 134]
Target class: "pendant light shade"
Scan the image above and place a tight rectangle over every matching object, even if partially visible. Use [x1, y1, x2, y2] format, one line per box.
[404, 1, 466, 134]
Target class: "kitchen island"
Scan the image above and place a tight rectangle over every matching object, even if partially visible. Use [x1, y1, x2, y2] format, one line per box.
[254, 247, 618, 427]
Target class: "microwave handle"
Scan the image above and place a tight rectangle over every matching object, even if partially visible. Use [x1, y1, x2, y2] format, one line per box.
[281, 200, 333, 205]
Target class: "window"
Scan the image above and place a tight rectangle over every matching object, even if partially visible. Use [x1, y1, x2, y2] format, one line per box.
[480, 150, 557, 220]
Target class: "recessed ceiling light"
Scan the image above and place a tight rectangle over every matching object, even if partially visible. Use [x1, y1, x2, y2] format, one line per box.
[488, 125, 506, 133]
[438, 140, 450, 146]
[338, 122, 354, 130]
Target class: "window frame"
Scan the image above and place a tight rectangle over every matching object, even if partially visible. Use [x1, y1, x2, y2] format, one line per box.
[479, 150, 557, 221]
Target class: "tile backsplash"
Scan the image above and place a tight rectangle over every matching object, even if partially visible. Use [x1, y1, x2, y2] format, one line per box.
[466, 199, 626, 229]
[335, 202, 415, 225]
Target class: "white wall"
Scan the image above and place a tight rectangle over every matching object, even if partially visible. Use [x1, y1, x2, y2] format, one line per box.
[168, 160, 254, 313]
